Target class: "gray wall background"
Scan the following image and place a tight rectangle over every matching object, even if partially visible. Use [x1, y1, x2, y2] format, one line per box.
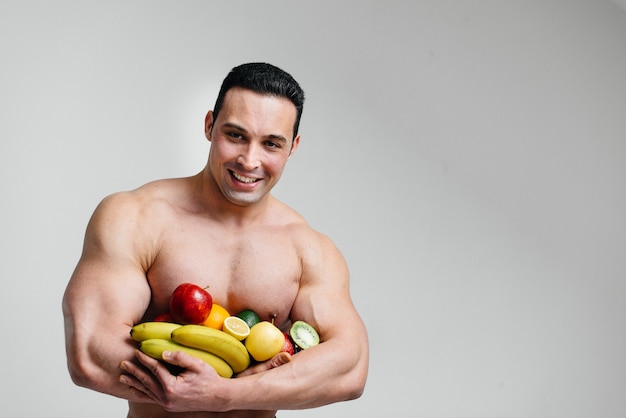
[1, 1, 625, 417]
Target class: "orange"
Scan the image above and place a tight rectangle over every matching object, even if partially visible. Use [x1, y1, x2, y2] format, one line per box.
[245, 321, 285, 362]
[203, 303, 230, 329]
[222, 316, 251, 341]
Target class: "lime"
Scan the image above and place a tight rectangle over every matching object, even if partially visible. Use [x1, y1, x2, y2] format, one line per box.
[236, 309, 260, 329]
[245, 321, 284, 362]
[222, 316, 250, 341]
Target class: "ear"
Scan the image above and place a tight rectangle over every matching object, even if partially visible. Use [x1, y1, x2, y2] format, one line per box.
[288, 134, 301, 159]
[204, 110, 214, 142]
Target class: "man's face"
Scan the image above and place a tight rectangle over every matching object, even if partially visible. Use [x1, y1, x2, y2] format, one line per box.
[205, 87, 300, 207]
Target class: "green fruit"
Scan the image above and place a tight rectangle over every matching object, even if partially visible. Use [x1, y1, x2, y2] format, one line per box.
[236, 309, 260, 329]
[289, 320, 320, 350]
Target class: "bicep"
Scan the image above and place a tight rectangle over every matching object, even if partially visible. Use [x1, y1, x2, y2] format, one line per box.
[65, 194, 153, 327]
[290, 232, 369, 396]
[62, 195, 153, 385]
[291, 234, 366, 345]
[64, 253, 151, 331]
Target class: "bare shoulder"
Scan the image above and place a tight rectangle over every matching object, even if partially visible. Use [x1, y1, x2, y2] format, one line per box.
[271, 198, 328, 245]
[84, 178, 191, 265]
[272, 200, 347, 282]
[92, 177, 189, 224]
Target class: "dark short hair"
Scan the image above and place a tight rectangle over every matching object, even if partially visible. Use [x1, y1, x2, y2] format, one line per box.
[212, 63, 305, 139]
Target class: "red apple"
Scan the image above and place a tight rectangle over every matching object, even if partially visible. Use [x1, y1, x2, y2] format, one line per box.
[153, 312, 173, 322]
[280, 331, 295, 355]
[169, 283, 213, 325]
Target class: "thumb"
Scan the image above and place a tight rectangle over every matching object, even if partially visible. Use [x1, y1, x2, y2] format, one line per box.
[161, 350, 206, 371]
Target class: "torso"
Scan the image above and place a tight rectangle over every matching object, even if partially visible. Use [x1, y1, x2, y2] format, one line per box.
[127, 404, 277, 418]
[144, 208, 302, 328]
[128, 176, 308, 417]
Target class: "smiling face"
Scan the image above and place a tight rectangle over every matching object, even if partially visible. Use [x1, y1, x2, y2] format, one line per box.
[205, 87, 300, 207]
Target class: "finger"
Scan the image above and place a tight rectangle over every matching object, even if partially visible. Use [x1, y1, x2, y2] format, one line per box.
[236, 352, 292, 377]
[133, 350, 175, 397]
[134, 349, 167, 375]
[270, 352, 292, 368]
[161, 350, 209, 372]
[120, 357, 158, 387]
[119, 358, 163, 403]
[119, 374, 156, 403]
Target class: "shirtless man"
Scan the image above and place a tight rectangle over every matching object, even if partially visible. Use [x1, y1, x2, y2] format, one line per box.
[62, 62, 369, 417]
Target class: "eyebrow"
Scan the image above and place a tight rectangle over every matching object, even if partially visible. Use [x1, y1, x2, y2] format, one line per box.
[222, 122, 289, 144]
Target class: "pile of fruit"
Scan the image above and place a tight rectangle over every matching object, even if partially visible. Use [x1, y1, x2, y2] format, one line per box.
[130, 283, 320, 378]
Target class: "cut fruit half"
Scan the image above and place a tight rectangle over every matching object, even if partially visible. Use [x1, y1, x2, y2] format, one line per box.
[289, 320, 320, 350]
[222, 316, 251, 341]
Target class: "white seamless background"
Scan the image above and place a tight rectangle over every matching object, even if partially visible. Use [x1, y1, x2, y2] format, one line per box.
[1, 1, 625, 417]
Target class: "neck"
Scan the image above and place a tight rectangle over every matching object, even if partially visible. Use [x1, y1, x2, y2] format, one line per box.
[191, 168, 271, 226]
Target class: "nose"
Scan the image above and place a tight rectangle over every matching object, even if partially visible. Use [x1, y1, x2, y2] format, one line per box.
[236, 143, 261, 170]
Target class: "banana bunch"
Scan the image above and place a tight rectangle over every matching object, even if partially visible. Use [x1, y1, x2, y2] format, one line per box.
[139, 338, 234, 378]
[130, 322, 250, 378]
[171, 325, 250, 373]
[130, 321, 181, 341]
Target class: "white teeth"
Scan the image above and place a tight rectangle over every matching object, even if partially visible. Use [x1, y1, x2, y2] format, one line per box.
[232, 171, 257, 183]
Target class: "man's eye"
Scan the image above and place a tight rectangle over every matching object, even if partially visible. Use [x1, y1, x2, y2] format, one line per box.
[265, 141, 280, 149]
[228, 132, 244, 140]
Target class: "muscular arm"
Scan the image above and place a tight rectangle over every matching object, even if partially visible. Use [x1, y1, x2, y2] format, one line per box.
[265, 231, 369, 408]
[62, 192, 154, 402]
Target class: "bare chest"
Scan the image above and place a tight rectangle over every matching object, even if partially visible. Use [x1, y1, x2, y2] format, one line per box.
[144, 223, 301, 329]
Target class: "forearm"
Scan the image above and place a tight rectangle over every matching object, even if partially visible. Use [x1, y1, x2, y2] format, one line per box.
[222, 338, 368, 411]
[63, 289, 151, 403]
[66, 322, 149, 403]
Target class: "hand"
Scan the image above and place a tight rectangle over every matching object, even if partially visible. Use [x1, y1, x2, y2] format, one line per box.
[236, 352, 292, 377]
[119, 350, 293, 412]
[119, 349, 224, 412]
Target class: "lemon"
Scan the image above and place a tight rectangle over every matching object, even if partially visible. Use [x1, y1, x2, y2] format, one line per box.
[236, 309, 260, 329]
[245, 321, 285, 362]
[222, 316, 250, 341]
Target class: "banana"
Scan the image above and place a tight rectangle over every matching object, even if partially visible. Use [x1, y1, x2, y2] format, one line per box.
[139, 338, 233, 378]
[171, 324, 250, 373]
[130, 322, 182, 342]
